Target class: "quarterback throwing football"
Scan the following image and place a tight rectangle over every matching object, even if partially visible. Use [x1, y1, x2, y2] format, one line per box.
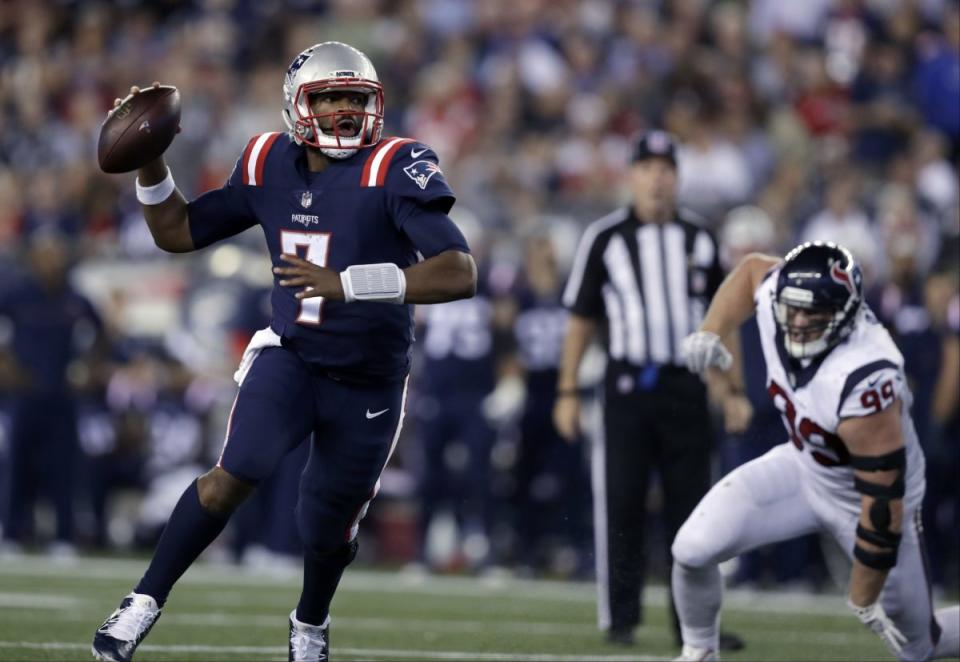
[675, 242, 959, 661]
[92, 42, 476, 662]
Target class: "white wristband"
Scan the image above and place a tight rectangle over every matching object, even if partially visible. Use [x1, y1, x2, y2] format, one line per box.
[340, 263, 406, 304]
[135, 167, 176, 205]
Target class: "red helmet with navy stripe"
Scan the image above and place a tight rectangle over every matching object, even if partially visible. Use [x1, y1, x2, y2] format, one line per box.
[774, 241, 864, 359]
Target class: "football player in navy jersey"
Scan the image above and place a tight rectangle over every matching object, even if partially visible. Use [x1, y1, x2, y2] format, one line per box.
[93, 42, 476, 662]
[413, 263, 501, 572]
[510, 234, 590, 575]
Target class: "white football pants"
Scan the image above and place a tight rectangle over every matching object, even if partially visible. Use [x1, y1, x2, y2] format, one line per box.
[671, 443, 957, 661]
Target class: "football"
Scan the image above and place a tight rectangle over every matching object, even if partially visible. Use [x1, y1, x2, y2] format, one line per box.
[98, 85, 181, 174]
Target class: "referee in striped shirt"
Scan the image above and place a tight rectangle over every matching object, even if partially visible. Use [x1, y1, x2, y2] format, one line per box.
[554, 131, 742, 652]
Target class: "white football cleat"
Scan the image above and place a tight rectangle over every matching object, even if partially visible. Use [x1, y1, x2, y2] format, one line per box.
[289, 610, 330, 662]
[92, 592, 161, 662]
[675, 643, 718, 661]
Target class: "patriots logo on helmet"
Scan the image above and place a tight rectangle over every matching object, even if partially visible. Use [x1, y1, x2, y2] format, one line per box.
[403, 160, 441, 190]
[287, 51, 312, 77]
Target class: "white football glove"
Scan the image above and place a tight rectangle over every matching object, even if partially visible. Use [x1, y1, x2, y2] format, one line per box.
[847, 599, 908, 656]
[680, 331, 733, 376]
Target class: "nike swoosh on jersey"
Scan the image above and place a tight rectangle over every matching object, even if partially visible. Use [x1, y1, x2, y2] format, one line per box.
[366, 408, 389, 419]
[410, 147, 427, 158]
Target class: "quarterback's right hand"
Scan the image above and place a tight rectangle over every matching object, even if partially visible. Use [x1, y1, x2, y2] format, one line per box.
[847, 599, 907, 656]
[681, 331, 733, 376]
[112, 81, 161, 110]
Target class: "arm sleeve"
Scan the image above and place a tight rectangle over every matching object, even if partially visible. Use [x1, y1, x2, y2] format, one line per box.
[562, 228, 607, 319]
[395, 198, 470, 258]
[186, 156, 258, 249]
[837, 361, 905, 418]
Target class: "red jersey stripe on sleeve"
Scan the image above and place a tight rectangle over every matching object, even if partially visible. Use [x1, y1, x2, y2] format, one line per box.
[253, 132, 282, 186]
[240, 135, 259, 185]
[361, 137, 412, 187]
[375, 138, 414, 187]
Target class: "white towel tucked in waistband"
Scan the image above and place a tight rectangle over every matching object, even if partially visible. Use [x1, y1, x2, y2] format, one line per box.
[233, 327, 283, 386]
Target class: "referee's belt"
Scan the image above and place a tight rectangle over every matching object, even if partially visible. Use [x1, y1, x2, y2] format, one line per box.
[606, 362, 700, 394]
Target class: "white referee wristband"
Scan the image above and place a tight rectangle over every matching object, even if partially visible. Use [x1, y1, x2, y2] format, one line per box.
[135, 167, 176, 205]
[340, 263, 406, 304]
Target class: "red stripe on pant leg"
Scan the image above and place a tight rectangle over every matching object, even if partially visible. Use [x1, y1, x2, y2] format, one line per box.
[216, 393, 240, 468]
[240, 136, 259, 185]
[254, 133, 281, 186]
[375, 139, 412, 186]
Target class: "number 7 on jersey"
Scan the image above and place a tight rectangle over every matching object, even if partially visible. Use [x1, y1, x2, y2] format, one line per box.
[280, 230, 331, 325]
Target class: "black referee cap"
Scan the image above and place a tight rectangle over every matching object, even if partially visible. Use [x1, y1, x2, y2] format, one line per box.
[631, 130, 677, 167]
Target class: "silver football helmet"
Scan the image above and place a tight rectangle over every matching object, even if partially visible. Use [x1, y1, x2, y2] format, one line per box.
[282, 41, 384, 159]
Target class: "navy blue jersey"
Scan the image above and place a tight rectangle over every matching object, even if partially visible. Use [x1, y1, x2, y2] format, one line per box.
[513, 287, 568, 375]
[0, 277, 101, 394]
[418, 275, 497, 395]
[186, 134, 468, 381]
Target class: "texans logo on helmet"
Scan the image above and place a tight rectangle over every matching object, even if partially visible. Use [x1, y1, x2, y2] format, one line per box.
[830, 262, 856, 296]
[403, 160, 441, 190]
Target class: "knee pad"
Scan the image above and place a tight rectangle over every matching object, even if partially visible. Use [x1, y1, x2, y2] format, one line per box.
[305, 538, 360, 573]
[297, 494, 366, 558]
[672, 525, 718, 569]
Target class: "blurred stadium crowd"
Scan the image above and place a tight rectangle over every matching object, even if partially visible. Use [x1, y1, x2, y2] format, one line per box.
[0, 0, 957, 592]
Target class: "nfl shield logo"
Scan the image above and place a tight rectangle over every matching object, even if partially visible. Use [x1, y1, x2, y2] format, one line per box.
[300, 191, 313, 208]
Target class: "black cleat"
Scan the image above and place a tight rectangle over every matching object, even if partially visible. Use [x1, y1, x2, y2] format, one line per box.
[606, 626, 635, 646]
[719, 631, 745, 651]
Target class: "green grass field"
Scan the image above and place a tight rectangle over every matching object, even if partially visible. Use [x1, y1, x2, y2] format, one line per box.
[0, 554, 952, 661]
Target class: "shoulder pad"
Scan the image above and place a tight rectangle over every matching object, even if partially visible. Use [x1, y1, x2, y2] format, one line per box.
[234, 132, 285, 187]
[837, 360, 904, 418]
[754, 265, 779, 305]
[366, 138, 455, 212]
[359, 137, 417, 188]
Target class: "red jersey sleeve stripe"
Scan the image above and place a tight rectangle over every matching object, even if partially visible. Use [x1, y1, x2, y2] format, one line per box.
[252, 132, 282, 186]
[374, 138, 414, 187]
[361, 139, 393, 186]
[240, 136, 259, 185]
[362, 138, 412, 187]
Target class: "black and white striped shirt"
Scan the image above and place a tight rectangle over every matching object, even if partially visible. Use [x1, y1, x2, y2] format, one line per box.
[563, 206, 723, 367]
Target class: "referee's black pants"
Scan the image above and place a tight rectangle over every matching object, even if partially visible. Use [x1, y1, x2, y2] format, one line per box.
[597, 365, 712, 638]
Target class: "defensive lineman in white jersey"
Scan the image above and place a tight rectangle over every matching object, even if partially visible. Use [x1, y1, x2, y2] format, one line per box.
[676, 241, 959, 661]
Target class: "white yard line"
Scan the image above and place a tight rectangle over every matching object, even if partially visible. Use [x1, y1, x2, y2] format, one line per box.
[0, 606, 874, 645]
[0, 641, 661, 661]
[0, 592, 83, 609]
[0, 555, 854, 613]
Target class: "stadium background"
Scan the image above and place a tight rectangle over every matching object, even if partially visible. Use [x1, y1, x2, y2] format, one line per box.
[0, 0, 957, 657]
